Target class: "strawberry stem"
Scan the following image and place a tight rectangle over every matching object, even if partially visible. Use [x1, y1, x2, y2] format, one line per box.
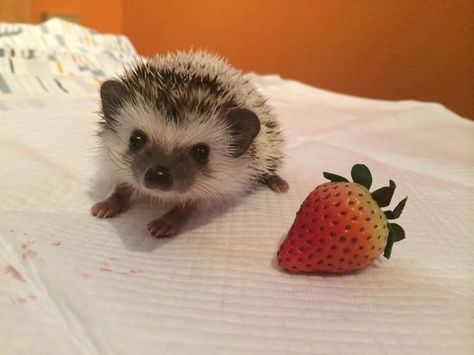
[384, 197, 408, 220]
[384, 223, 406, 259]
[372, 180, 396, 207]
[351, 164, 372, 190]
[323, 172, 349, 182]
[389, 223, 406, 242]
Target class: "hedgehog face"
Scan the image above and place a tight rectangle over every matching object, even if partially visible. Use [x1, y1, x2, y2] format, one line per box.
[99, 80, 260, 202]
[126, 128, 211, 194]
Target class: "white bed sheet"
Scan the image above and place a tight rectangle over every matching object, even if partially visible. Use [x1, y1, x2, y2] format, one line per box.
[1, 20, 473, 355]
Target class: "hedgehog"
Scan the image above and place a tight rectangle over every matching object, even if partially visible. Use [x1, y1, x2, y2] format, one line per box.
[91, 50, 288, 237]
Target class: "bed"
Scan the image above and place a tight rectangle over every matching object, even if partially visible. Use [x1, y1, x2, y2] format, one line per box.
[1, 19, 473, 355]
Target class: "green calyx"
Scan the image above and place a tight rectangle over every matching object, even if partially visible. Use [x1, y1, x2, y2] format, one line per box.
[323, 163, 408, 259]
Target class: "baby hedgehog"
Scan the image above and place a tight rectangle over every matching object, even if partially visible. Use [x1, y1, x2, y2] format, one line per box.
[91, 50, 288, 237]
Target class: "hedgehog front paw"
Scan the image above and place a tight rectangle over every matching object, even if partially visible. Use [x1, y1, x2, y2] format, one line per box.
[147, 217, 178, 238]
[91, 199, 128, 218]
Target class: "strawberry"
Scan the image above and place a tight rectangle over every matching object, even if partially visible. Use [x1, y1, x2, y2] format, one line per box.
[277, 164, 407, 273]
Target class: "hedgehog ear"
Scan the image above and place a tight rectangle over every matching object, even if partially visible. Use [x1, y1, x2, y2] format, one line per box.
[224, 107, 261, 158]
[100, 80, 129, 125]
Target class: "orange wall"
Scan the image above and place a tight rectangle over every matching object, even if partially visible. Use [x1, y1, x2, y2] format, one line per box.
[122, 0, 473, 119]
[31, 0, 122, 34]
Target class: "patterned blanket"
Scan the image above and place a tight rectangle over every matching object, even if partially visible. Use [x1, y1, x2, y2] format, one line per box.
[0, 18, 136, 96]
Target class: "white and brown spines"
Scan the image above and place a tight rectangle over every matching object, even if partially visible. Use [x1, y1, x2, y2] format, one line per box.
[119, 55, 237, 122]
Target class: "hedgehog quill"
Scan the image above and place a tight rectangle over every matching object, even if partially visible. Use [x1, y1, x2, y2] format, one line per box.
[91, 51, 288, 237]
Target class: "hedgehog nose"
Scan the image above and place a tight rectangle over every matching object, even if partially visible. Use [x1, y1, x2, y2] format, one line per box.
[144, 165, 173, 190]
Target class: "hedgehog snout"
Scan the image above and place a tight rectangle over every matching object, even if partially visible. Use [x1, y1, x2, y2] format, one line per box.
[144, 164, 173, 191]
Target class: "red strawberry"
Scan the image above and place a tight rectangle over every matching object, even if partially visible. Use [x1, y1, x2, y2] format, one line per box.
[278, 164, 407, 273]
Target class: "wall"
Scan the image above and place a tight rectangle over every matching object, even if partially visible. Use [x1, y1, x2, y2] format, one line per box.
[122, 0, 474, 119]
[0, 0, 31, 23]
[30, 0, 122, 34]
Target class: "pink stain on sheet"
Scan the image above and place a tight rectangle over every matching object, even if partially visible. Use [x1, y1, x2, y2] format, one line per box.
[79, 272, 90, 279]
[21, 241, 38, 261]
[5, 266, 26, 282]
[10, 297, 28, 305]
[99, 266, 113, 272]
[22, 250, 38, 261]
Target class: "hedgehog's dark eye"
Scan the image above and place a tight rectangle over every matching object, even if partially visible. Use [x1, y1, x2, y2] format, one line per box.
[191, 143, 209, 163]
[129, 130, 147, 151]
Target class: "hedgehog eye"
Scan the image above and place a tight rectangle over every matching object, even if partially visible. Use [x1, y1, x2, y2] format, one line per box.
[129, 130, 147, 151]
[191, 143, 209, 163]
